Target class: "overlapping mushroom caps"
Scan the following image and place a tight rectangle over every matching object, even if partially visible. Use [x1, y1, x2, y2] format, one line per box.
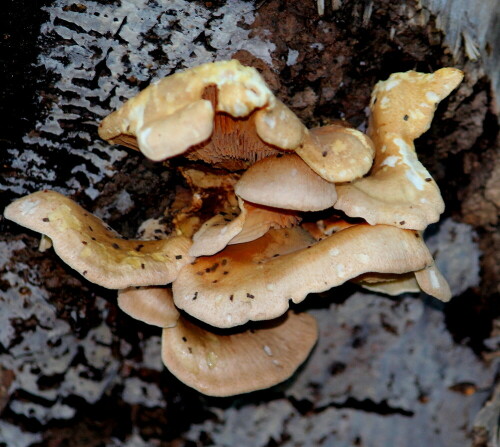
[4, 61, 462, 396]
[118, 287, 318, 396]
[334, 68, 464, 230]
[98, 59, 307, 169]
[174, 225, 437, 328]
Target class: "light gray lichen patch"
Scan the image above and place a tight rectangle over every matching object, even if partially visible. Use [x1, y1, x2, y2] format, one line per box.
[185, 400, 294, 447]
[0, 420, 43, 447]
[122, 377, 165, 408]
[0, 240, 121, 431]
[138, 335, 164, 372]
[107, 431, 153, 447]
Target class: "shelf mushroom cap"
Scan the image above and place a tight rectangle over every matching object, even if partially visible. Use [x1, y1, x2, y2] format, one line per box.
[173, 225, 434, 328]
[235, 153, 337, 211]
[118, 287, 180, 328]
[354, 261, 452, 302]
[356, 273, 421, 296]
[4, 191, 193, 289]
[98, 60, 306, 168]
[190, 197, 299, 257]
[296, 125, 375, 183]
[334, 68, 464, 230]
[414, 261, 452, 302]
[161, 311, 318, 397]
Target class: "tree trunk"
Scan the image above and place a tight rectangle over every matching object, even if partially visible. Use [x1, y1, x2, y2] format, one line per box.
[1, 0, 499, 446]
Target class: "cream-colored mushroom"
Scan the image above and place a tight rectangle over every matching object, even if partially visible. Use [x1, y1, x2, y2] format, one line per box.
[414, 261, 452, 302]
[173, 225, 434, 328]
[235, 153, 337, 211]
[118, 287, 180, 328]
[334, 68, 464, 230]
[354, 262, 452, 302]
[296, 124, 375, 182]
[190, 197, 299, 257]
[354, 273, 421, 296]
[4, 191, 193, 289]
[162, 311, 318, 397]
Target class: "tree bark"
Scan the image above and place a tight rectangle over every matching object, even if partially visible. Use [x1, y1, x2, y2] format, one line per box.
[1, 0, 498, 446]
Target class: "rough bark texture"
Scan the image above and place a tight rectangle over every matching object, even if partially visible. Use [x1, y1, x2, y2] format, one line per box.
[1, 0, 499, 446]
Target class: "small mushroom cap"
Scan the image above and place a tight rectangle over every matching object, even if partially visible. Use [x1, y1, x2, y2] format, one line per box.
[136, 99, 214, 161]
[190, 199, 248, 257]
[235, 154, 337, 211]
[296, 125, 375, 182]
[414, 262, 452, 302]
[354, 259, 452, 301]
[355, 273, 421, 296]
[4, 191, 193, 289]
[161, 311, 318, 397]
[173, 225, 434, 328]
[118, 287, 180, 328]
[370, 68, 465, 140]
[190, 198, 299, 257]
[99, 60, 306, 166]
[334, 68, 464, 230]
[230, 202, 300, 245]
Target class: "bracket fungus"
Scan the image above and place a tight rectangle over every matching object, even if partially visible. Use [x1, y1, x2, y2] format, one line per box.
[4, 60, 462, 396]
[98, 60, 307, 169]
[334, 68, 464, 230]
[190, 197, 299, 257]
[296, 124, 376, 182]
[118, 287, 180, 328]
[162, 311, 317, 397]
[173, 225, 436, 328]
[4, 191, 192, 289]
[235, 153, 338, 211]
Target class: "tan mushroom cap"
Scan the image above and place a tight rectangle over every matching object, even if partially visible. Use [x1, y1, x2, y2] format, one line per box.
[414, 262, 452, 302]
[190, 199, 248, 257]
[4, 191, 193, 289]
[173, 225, 434, 328]
[190, 198, 300, 257]
[161, 311, 317, 397]
[118, 287, 180, 328]
[355, 273, 421, 296]
[296, 125, 375, 182]
[230, 202, 299, 245]
[235, 154, 337, 211]
[354, 260, 452, 302]
[334, 68, 464, 230]
[98, 60, 306, 167]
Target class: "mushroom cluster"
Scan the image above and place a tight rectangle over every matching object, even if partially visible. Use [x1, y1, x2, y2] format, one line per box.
[4, 60, 463, 396]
